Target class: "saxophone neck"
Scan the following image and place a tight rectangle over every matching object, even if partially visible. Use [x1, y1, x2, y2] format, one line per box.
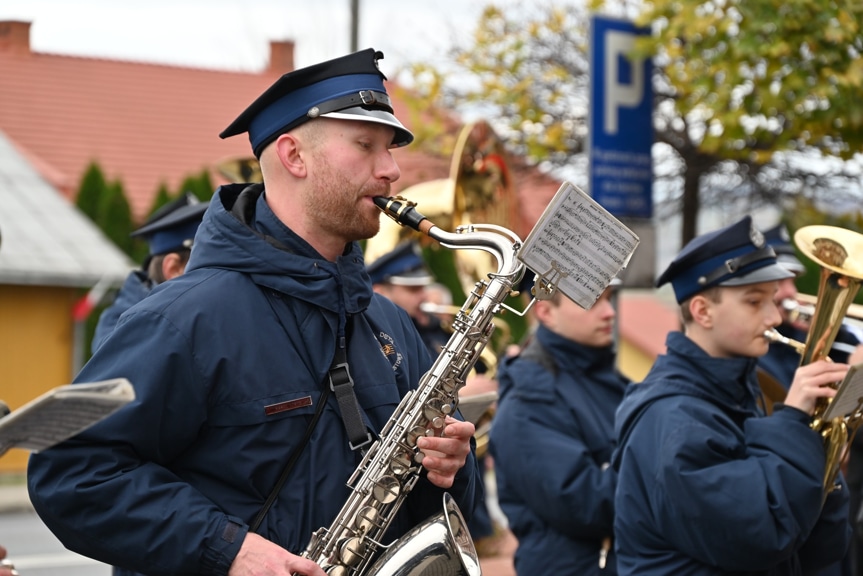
[374, 195, 523, 279]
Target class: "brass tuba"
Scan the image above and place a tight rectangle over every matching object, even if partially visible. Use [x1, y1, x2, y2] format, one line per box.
[364, 120, 519, 297]
[216, 156, 262, 183]
[765, 225, 863, 495]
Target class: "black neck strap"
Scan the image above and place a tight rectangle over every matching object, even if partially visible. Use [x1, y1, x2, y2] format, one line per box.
[329, 316, 373, 453]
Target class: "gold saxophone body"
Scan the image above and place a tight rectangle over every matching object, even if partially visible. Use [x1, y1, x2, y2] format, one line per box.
[763, 225, 863, 497]
[300, 196, 526, 576]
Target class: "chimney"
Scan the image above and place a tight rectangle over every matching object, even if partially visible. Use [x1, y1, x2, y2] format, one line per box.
[0, 21, 31, 55]
[268, 40, 295, 74]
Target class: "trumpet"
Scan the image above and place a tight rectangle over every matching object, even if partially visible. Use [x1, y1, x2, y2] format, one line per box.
[786, 295, 863, 332]
[777, 299, 861, 356]
[765, 225, 863, 498]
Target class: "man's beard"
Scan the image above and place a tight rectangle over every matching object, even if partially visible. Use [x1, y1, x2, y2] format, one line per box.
[306, 158, 388, 244]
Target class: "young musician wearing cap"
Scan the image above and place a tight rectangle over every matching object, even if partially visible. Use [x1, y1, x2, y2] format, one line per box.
[489, 281, 627, 575]
[28, 49, 481, 576]
[91, 192, 208, 351]
[613, 215, 852, 575]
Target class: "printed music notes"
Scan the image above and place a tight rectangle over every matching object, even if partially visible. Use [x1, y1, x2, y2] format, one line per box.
[0, 378, 134, 456]
[518, 181, 639, 309]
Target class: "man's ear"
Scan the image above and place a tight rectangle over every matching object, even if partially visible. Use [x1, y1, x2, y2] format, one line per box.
[533, 300, 553, 329]
[689, 294, 714, 328]
[161, 253, 187, 282]
[274, 133, 306, 178]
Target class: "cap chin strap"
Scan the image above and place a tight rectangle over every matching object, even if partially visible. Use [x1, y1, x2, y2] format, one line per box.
[307, 90, 393, 119]
[697, 245, 776, 287]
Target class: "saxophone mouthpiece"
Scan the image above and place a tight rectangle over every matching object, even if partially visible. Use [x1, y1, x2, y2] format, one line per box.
[374, 196, 433, 235]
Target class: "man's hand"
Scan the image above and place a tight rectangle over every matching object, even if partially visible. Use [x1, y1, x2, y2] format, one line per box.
[785, 360, 849, 416]
[0, 545, 18, 576]
[416, 416, 475, 488]
[228, 533, 326, 576]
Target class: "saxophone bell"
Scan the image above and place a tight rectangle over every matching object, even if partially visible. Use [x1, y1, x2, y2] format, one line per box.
[364, 493, 481, 576]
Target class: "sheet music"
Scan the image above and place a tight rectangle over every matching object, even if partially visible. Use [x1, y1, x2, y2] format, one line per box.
[517, 181, 640, 309]
[823, 363, 863, 421]
[458, 391, 498, 426]
[0, 378, 134, 455]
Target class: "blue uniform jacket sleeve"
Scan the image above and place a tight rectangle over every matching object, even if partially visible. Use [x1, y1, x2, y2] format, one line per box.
[28, 311, 244, 576]
[491, 361, 616, 538]
[644, 400, 833, 571]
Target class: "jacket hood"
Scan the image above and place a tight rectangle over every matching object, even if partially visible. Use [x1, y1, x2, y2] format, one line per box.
[497, 325, 620, 403]
[615, 331, 762, 462]
[187, 183, 373, 315]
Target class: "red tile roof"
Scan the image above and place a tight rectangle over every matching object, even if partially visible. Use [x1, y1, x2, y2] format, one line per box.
[0, 20, 562, 230]
[0, 21, 281, 221]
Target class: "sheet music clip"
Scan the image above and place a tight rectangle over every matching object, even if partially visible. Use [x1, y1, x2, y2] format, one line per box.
[532, 261, 569, 301]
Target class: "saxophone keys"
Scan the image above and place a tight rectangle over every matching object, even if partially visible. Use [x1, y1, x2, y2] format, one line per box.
[337, 536, 366, 566]
[372, 475, 401, 504]
[355, 506, 379, 532]
[424, 398, 446, 420]
[406, 425, 430, 447]
[389, 448, 412, 475]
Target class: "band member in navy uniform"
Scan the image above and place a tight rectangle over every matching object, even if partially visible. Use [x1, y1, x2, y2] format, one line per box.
[367, 240, 451, 355]
[92, 192, 208, 351]
[490, 280, 627, 575]
[27, 49, 481, 576]
[614, 216, 851, 575]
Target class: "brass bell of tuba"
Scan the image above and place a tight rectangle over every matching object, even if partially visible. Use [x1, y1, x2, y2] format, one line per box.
[215, 155, 262, 183]
[364, 120, 519, 298]
[769, 225, 863, 496]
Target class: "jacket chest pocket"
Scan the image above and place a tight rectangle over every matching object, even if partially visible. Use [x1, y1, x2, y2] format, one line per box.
[209, 389, 321, 429]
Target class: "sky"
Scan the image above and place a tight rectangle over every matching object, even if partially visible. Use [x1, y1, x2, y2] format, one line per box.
[1, 0, 485, 74]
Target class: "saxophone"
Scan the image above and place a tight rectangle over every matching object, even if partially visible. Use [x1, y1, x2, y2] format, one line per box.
[300, 196, 525, 576]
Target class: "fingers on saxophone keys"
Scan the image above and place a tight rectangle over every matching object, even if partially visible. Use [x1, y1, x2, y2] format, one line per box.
[0, 559, 17, 576]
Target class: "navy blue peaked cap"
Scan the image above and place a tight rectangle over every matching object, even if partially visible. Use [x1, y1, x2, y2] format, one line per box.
[762, 222, 806, 276]
[220, 48, 413, 157]
[132, 192, 208, 256]
[657, 215, 794, 303]
[367, 241, 434, 286]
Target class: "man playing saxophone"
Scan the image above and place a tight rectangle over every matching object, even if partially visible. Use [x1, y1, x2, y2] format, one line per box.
[613, 216, 852, 575]
[27, 48, 482, 576]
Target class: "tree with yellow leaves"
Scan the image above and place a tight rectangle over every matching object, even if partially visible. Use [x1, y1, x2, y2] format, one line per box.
[399, 0, 863, 245]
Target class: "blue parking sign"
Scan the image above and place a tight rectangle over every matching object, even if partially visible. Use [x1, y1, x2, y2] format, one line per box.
[589, 15, 653, 219]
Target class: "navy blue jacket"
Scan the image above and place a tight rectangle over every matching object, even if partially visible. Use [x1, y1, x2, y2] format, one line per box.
[490, 325, 628, 575]
[27, 184, 481, 576]
[92, 269, 151, 352]
[613, 331, 851, 576]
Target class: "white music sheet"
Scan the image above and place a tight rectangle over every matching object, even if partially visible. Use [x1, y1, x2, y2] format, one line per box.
[517, 181, 639, 309]
[823, 363, 863, 421]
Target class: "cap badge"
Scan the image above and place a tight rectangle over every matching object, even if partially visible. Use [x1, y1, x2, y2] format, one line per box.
[750, 225, 765, 248]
